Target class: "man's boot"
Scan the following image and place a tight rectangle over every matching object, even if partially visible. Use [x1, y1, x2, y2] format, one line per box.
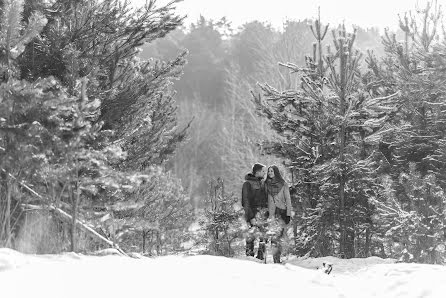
[273, 253, 281, 263]
[256, 239, 266, 260]
[246, 238, 255, 257]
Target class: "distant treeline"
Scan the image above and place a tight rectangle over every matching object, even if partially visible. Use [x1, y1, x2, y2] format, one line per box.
[139, 16, 392, 204]
[141, 2, 446, 264]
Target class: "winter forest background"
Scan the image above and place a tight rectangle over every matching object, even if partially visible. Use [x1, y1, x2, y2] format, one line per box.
[1, 0, 446, 264]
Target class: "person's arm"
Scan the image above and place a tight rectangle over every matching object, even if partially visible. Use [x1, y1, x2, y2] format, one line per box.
[242, 182, 254, 222]
[261, 177, 270, 209]
[284, 183, 292, 217]
[267, 188, 275, 220]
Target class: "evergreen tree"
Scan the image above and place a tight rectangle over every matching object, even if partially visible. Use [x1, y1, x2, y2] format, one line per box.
[19, 0, 189, 170]
[0, 0, 192, 253]
[198, 178, 243, 256]
[375, 166, 446, 263]
[368, 0, 446, 263]
[0, 0, 48, 248]
[255, 14, 398, 258]
[103, 166, 193, 255]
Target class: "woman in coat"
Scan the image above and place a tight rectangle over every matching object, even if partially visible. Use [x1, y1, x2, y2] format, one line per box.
[265, 165, 292, 263]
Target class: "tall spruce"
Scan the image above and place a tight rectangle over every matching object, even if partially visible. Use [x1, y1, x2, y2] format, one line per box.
[198, 178, 242, 256]
[0, 0, 47, 248]
[19, 0, 189, 170]
[0, 0, 192, 253]
[107, 166, 193, 255]
[368, 0, 446, 263]
[255, 16, 398, 257]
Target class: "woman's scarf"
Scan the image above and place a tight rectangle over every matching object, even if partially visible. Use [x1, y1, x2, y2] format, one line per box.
[266, 177, 284, 197]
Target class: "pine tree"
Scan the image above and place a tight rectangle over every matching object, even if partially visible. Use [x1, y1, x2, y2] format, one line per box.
[0, 0, 48, 248]
[102, 166, 193, 255]
[368, 0, 446, 263]
[0, 0, 47, 81]
[375, 166, 446, 263]
[1, 0, 192, 253]
[19, 0, 189, 170]
[198, 178, 243, 256]
[255, 16, 399, 258]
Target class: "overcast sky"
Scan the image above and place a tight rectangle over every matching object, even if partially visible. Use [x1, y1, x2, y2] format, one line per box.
[131, 0, 445, 31]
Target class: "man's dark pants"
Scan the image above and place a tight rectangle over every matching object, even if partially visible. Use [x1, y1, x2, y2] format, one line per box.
[245, 208, 268, 260]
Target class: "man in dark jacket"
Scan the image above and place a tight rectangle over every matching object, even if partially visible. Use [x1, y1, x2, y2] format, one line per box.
[242, 163, 268, 259]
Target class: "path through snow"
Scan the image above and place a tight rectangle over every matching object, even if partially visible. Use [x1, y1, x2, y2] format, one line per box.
[1, 248, 446, 298]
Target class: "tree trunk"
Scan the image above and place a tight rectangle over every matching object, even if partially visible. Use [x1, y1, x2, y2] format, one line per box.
[5, 178, 11, 248]
[380, 242, 386, 258]
[71, 184, 79, 252]
[315, 7, 326, 76]
[142, 230, 146, 254]
[156, 230, 161, 255]
[345, 220, 355, 258]
[293, 219, 298, 245]
[338, 39, 356, 259]
[365, 224, 371, 257]
[5, 27, 10, 82]
[214, 228, 219, 254]
[339, 42, 347, 258]
[361, 129, 371, 257]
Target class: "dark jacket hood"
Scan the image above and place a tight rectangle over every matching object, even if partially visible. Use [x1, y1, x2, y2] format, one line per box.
[245, 173, 260, 181]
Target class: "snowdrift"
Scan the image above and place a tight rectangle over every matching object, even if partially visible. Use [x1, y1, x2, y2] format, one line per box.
[1, 248, 446, 298]
[286, 255, 397, 273]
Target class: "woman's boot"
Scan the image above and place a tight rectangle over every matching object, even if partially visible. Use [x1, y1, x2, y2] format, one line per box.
[256, 238, 266, 260]
[271, 239, 282, 263]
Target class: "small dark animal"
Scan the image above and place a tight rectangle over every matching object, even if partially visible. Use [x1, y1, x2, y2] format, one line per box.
[318, 262, 333, 275]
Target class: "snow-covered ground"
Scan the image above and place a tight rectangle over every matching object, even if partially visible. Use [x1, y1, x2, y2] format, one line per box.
[1, 248, 446, 298]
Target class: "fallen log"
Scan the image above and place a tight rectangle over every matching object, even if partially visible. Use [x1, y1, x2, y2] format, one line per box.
[21, 203, 128, 257]
[4, 168, 129, 257]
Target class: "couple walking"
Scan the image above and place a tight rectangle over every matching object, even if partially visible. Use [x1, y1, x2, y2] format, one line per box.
[242, 163, 292, 263]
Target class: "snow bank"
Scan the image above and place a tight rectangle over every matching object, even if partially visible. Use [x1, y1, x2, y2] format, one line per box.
[1, 248, 446, 298]
[337, 263, 446, 297]
[0, 249, 337, 298]
[287, 255, 397, 274]
[286, 255, 446, 297]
